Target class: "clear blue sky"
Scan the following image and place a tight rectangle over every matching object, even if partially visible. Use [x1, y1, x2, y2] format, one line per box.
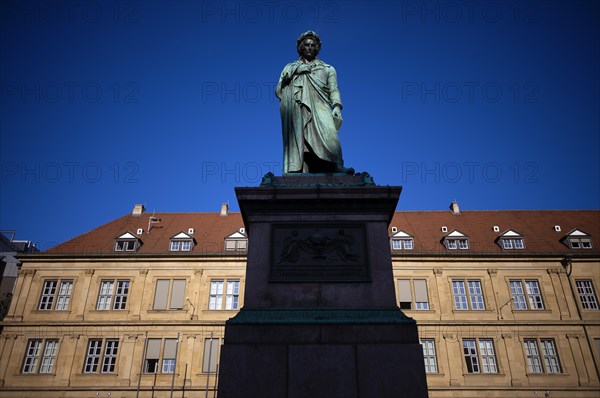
[1, 1, 599, 250]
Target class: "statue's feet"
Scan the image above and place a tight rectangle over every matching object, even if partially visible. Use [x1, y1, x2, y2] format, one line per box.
[335, 165, 355, 175]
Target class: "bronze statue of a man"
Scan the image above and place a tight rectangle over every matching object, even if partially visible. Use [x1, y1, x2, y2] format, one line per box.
[276, 31, 353, 174]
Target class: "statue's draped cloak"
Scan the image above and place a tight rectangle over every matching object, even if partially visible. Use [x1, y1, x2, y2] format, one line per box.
[276, 59, 343, 173]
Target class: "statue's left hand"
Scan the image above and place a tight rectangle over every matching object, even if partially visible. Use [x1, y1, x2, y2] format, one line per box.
[332, 107, 342, 119]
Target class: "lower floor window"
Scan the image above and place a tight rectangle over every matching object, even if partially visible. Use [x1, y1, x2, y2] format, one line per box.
[22, 339, 59, 374]
[524, 338, 561, 374]
[421, 339, 438, 373]
[463, 338, 498, 373]
[84, 339, 119, 373]
[144, 338, 178, 374]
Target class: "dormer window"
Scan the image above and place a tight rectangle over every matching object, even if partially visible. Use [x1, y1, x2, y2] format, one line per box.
[225, 229, 248, 252]
[169, 232, 195, 252]
[563, 229, 593, 249]
[443, 230, 469, 250]
[498, 229, 525, 250]
[390, 230, 414, 251]
[114, 232, 141, 252]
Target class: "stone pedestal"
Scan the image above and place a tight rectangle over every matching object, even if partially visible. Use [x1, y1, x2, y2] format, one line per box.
[218, 175, 428, 398]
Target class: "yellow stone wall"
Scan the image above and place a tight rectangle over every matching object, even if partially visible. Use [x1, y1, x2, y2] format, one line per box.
[0, 255, 598, 397]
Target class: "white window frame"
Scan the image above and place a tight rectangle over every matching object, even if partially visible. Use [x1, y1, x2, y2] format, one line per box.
[152, 279, 186, 310]
[510, 280, 544, 310]
[446, 238, 469, 250]
[568, 237, 593, 249]
[84, 338, 119, 374]
[144, 338, 178, 374]
[225, 239, 248, 251]
[170, 239, 193, 252]
[452, 280, 485, 310]
[463, 338, 498, 374]
[576, 280, 599, 310]
[524, 338, 561, 374]
[502, 237, 525, 250]
[391, 238, 413, 250]
[421, 339, 438, 373]
[114, 240, 138, 252]
[22, 339, 58, 374]
[96, 280, 130, 310]
[209, 280, 240, 310]
[397, 279, 430, 310]
[39, 280, 73, 311]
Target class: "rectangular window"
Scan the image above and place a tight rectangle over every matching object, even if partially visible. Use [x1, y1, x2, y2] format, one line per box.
[576, 280, 599, 310]
[22, 339, 58, 374]
[391, 239, 413, 250]
[446, 239, 469, 250]
[209, 280, 240, 310]
[97, 281, 114, 310]
[398, 279, 430, 310]
[102, 340, 119, 373]
[115, 240, 137, 251]
[468, 281, 485, 310]
[453, 280, 485, 310]
[84, 339, 119, 373]
[569, 238, 592, 249]
[479, 339, 498, 373]
[421, 339, 438, 373]
[170, 241, 180, 251]
[502, 238, 525, 250]
[97, 280, 130, 310]
[84, 339, 102, 373]
[181, 241, 192, 251]
[55, 281, 73, 310]
[39, 280, 73, 311]
[144, 338, 178, 374]
[463, 339, 498, 374]
[202, 338, 221, 373]
[145, 339, 161, 373]
[113, 280, 130, 310]
[463, 340, 480, 373]
[524, 339, 561, 374]
[162, 339, 177, 373]
[225, 239, 247, 251]
[510, 280, 544, 310]
[153, 279, 186, 310]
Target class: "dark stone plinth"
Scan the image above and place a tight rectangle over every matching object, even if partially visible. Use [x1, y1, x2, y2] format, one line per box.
[236, 178, 402, 308]
[218, 176, 428, 398]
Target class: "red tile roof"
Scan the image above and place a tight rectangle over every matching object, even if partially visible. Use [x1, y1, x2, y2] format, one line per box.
[42, 210, 599, 256]
[44, 212, 246, 256]
[390, 210, 599, 256]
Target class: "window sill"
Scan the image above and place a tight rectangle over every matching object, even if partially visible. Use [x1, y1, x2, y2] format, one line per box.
[463, 373, 505, 376]
[526, 372, 568, 377]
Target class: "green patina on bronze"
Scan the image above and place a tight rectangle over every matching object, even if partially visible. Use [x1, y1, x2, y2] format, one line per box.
[276, 31, 354, 175]
[226, 308, 416, 325]
[260, 171, 375, 187]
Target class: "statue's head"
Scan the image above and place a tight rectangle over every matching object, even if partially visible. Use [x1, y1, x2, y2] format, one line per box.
[296, 30, 321, 58]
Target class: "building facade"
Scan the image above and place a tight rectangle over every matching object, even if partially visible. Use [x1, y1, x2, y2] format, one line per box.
[0, 204, 598, 397]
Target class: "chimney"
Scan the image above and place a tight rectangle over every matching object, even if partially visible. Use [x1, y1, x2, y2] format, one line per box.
[220, 203, 229, 217]
[449, 200, 460, 215]
[132, 204, 145, 216]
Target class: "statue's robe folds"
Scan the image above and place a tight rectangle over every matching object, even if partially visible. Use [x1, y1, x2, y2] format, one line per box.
[276, 59, 344, 173]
